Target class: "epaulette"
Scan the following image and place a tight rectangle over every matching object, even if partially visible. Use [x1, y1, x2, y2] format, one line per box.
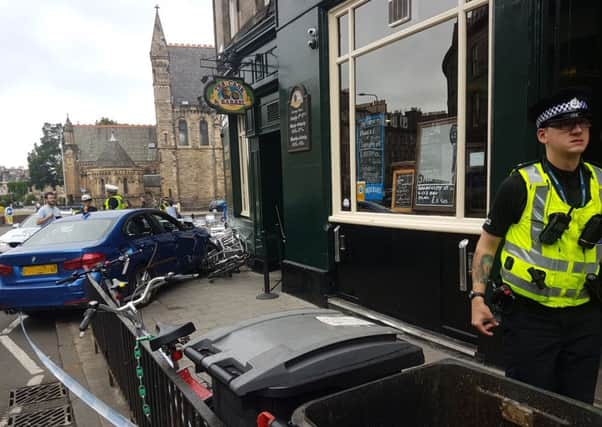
[584, 159, 602, 170]
[510, 159, 539, 176]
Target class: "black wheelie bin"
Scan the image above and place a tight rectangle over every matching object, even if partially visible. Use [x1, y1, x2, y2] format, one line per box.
[184, 309, 424, 427]
[291, 358, 602, 427]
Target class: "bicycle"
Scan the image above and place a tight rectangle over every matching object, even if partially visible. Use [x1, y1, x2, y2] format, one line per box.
[203, 228, 249, 280]
[66, 255, 213, 413]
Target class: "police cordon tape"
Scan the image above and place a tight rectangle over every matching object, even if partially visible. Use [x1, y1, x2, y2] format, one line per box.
[19, 315, 137, 427]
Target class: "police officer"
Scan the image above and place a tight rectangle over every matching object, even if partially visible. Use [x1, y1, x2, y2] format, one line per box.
[75, 194, 98, 214]
[103, 184, 126, 210]
[470, 88, 602, 404]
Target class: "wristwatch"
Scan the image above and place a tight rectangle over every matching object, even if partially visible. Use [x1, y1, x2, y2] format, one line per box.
[468, 290, 486, 301]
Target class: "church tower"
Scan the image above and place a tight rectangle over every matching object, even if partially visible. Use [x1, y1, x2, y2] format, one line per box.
[150, 7, 179, 201]
[62, 116, 81, 204]
[149, 7, 225, 209]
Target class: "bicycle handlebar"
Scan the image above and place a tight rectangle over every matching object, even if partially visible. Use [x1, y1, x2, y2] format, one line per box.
[78, 273, 173, 333]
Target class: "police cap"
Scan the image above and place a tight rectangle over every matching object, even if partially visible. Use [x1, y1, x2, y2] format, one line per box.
[105, 184, 118, 192]
[528, 87, 592, 129]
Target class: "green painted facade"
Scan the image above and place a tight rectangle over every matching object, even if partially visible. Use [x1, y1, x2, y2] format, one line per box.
[278, 7, 334, 272]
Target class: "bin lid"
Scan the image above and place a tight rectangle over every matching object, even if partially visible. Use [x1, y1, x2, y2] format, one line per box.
[185, 309, 423, 396]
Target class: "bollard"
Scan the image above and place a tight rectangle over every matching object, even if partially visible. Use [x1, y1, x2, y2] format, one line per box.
[257, 230, 278, 300]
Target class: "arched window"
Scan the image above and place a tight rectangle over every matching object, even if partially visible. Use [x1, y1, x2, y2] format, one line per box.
[100, 178, 105, 194]
[200, 119, 209, 145]
[123, 178, 128, 195]
[178, 120, 188, 146]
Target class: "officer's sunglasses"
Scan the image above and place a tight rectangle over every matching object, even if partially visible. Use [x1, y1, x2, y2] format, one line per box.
[547, 118, 592, 131]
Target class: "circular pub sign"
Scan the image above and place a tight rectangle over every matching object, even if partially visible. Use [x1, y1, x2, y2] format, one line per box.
[204, 77, 255, 115]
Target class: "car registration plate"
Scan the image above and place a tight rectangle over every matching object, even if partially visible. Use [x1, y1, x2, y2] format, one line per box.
[22, 264, 58, 276]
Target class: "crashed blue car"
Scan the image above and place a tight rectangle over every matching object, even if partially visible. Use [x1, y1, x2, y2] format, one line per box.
[0, 209, 209, 313]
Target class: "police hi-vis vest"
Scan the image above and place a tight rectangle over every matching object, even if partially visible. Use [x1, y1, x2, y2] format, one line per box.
[500, 161, 602, 307]
[104, 194, 126, 210]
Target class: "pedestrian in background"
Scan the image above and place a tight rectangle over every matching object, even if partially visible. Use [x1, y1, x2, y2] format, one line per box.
[103, 184, 126, 210]
[470, 88, 602, 404]
[76, 194, 97, 214]
[36, 191, 62, 227]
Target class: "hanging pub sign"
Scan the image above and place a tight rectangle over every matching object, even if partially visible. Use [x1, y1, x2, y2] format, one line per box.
[287, 85, 311, 152]
[204, 77, 255, 114]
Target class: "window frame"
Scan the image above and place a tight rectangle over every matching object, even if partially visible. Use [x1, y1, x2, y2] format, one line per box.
[178, 119, 189, 146]
[149, 212, 183, 233]
[328, 0, 492, 235]
[237, 116, 251, 217]
[200, 119, 209, 146]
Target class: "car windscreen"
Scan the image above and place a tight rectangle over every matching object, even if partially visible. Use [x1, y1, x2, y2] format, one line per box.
[20, 215, 39, 228]
[22, 219, 115, 246]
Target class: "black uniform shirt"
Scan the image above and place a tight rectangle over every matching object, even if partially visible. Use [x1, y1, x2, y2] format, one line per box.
[483, 159, 592, 237]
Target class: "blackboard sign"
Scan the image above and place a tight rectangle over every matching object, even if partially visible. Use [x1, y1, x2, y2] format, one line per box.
[414, 118, 457, 211]
[391, 169, 415, 212]
[288, 86, 311, 152]
[356, 113, 385, 201]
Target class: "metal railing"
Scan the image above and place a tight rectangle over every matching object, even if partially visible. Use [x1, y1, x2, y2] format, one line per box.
[87, 281, 224, 427]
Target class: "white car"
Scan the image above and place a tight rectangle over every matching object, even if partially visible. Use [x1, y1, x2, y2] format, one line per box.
[0, 215, 41, 253]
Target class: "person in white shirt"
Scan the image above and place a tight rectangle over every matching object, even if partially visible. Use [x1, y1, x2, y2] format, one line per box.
[36, 192, 62, 226]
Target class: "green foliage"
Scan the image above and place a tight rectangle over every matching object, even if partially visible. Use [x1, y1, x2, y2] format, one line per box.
[96, 117, 118, 125]
[23, 193, 38, 205]
[7, 181, 29, 200]
[28, 123, 64, 190]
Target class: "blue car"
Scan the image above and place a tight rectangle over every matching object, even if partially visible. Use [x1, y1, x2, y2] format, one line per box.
[0, 209, 209, 313]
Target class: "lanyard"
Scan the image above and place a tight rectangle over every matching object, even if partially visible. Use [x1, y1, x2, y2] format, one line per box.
[543, 162, 586, 208]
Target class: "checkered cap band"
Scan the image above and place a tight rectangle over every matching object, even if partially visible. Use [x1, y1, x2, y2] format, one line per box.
[536, 98, 589, 128]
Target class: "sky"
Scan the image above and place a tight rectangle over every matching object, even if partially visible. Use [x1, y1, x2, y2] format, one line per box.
[0, 0, 215, 168]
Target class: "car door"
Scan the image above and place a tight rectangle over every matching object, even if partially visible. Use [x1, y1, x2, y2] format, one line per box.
[149, 212, 198, 273]
[121, 213, 157, 278]
[147, 212, 184, 274]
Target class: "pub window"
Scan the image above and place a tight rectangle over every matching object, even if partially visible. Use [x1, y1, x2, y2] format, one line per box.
[200, 119, 209, 145]
[238, 116, 250, 217]
[178, 120, 188, 146]
[330, 0, 491, 230]
[254, 54, 266, 82]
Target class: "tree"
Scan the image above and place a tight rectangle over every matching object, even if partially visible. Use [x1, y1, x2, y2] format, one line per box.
[95, 117, 118, 125]
[28, 123, 64, 190]
[7, 181, 29, 201]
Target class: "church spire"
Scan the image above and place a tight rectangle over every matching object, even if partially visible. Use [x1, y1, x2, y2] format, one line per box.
[150, 5, 168, 58]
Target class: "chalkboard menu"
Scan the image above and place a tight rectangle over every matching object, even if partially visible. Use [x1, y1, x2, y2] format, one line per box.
[414, 118, 457, 211]
[356, 113, 385, 201]
[391, 169, 415, 212]
[288, 85, 311, 152]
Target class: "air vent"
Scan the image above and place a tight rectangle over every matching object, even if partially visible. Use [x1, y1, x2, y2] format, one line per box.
[266, 101, 280, 122]
[388, 0, 411, 27]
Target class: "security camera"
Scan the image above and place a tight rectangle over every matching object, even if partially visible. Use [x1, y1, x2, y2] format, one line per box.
[307, 27, 317, 37]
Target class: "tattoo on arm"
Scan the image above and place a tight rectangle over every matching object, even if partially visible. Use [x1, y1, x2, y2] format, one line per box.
[475, 254, 494, 284]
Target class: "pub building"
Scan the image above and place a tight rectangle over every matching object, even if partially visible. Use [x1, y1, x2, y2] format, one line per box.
[213, 0, 601, 365]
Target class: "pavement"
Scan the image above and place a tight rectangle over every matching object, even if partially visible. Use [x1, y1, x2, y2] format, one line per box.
[67, 266, 602, 426]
